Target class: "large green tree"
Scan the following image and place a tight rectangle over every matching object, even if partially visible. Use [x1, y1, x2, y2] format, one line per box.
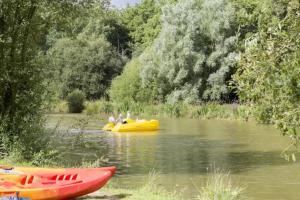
[0, 0, 75, 159]
[48, 34, 125, 100]
[48, 1, 131, 54]
[121, 0, 165, 55]
[140, 0, 238, 103]
[109, 58, 157, 104]
[233, 0, 300, 156]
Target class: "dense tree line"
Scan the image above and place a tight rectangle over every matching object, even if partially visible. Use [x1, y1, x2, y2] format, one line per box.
[1, 0, 300, 159]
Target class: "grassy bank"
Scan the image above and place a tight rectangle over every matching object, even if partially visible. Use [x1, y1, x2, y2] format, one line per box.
[86, 171, 244, 200]
[49, 100, 251, 121]
[0, 158, 244, 200]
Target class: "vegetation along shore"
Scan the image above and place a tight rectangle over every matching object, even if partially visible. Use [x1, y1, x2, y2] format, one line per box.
[1, 0, 299, 199]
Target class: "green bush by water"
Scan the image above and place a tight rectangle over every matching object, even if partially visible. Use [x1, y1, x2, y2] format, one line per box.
[49, 100, 251, 120]
[85, 100, 113, 115]
[197, 171, 244, 200]
[67, 90, 86, 113]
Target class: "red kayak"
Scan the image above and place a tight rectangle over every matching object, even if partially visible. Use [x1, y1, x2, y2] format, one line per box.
[0, 166, 116, 200]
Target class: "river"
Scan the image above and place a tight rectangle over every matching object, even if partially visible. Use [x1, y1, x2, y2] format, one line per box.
[47, 114, 300, 200]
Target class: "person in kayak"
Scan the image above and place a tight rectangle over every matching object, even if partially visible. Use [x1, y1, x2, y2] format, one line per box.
[126, 111, 131, 119]
[108, 116, 116, 124]
[117, 113, 124, 124]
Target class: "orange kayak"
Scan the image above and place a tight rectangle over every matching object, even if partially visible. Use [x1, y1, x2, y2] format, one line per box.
[0, 166, 116, 200]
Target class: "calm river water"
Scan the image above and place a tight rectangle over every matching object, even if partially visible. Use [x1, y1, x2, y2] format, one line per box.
[48, 114, 300, 200]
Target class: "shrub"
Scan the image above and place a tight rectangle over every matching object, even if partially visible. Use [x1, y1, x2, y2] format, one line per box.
[67, 90, 86, 113]
[48, 35, 125, 100]
[85, 100, 113, 115]
[109, 58, 158, 104]
[85, 101, 101, 115]
[197, 170, 244, 200]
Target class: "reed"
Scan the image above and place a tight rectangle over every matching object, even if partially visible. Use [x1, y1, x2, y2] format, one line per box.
[100, 172, 182, 200]
[196, 170, 245, 200]
[49, 100, 251, 121]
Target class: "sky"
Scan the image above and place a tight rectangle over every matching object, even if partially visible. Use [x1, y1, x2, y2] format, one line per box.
[110, 0, 141, 8]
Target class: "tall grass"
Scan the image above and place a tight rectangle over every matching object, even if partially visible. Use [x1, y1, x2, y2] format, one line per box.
[49, 100, 68, 113]
[49, 100, 251, 120]
[197, 171, 244, 200]
[91, 171, 244, 200]
[100, 172, 182, 200]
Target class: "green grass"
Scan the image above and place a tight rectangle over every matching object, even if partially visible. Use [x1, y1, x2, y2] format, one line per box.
[196, 170, 245, 200]
[48, 100, 252, 121]
[0, 159, 245, 200]
[99, 173, 181, 200]
[86, 171, 244, 200]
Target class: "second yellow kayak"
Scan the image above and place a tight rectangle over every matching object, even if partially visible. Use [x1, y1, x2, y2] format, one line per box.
[103, 119, 159, 132]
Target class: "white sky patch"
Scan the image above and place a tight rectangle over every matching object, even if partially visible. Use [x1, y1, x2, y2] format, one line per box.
[111, 0, 141, 8]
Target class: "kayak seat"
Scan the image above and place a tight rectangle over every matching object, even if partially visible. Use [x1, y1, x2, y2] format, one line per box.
[20, 175, 35, 185]
[18, 174, 81, 186]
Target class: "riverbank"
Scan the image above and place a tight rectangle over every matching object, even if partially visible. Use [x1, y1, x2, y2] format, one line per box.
[0, 158, 244, 200]
[48, 100, 251, 121]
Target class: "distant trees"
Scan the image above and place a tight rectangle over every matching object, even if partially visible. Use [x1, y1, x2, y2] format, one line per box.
[46, 2, 128, 100]
[2, 0, 300, 159]
[48, 35, 125, 100]
[140, 0, 238, 103]
[109, 58, 157, 104]
[121, 0, 163, 55]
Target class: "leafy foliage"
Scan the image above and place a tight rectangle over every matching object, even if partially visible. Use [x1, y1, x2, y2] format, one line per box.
[140, 0, 238, 103]
[48, 35, 125, 100]
[0, 0, 60, 159]
[233, 0, 300, 152]
[67, 90, 86, 113]
[109, 58, 158, 104]
[121, 0, 163, 54]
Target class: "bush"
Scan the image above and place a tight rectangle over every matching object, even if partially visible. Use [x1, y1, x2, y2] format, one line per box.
[48, 35, 125, 100]
[197, 170, 244, 200]
[109, 58, 158, 104]
[85, 101, 113, 115]
[67, 90, 86, 113]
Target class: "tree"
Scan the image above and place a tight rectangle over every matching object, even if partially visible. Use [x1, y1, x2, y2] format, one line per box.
[0, 0, 73, 159]
[233, 0, 300, 158]
[140, 0, 238, 103]
[121, 0, 163, 54]
[109, 58, 157, 104]
[48, 34, 125, 100]
[46, 1, 131, 56]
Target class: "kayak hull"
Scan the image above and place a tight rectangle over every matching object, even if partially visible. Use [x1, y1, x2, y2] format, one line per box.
[111, 120, 159, 132]
[102, 122, 115, 131]
[0, 166, 116, 200]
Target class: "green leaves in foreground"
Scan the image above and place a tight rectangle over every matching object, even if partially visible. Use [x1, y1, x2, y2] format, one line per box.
[233, 0, 300, 152]
[0, 0, 53, 160]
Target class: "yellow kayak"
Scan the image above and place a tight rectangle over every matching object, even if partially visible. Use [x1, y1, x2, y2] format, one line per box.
[102, 122, 115, 131]
[103, 119, 159, 132]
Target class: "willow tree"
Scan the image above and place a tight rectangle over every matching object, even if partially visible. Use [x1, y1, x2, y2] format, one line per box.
[140, 0, 238, 103]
